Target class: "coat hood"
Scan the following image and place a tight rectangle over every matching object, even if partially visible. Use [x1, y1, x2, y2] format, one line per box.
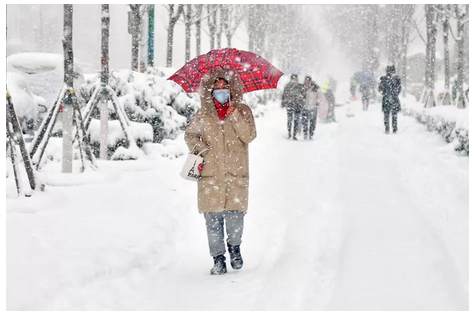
[199, 66, 244, 115]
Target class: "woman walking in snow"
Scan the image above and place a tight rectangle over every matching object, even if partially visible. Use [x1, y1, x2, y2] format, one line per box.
[184, 66, 257, 275]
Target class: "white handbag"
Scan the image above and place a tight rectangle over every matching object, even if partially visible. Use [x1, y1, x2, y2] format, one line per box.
[180, 147, 209, 182]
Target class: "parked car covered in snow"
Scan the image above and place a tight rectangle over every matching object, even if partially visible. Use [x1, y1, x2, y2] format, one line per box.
[6, 52, 87, 135]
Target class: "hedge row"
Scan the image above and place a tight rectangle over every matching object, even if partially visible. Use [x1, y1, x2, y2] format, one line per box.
[402, 108, 469, 156]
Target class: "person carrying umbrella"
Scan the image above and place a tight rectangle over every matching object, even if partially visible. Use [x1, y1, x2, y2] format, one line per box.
[169, 48, 282, 275]
[184, 66, 256, 275]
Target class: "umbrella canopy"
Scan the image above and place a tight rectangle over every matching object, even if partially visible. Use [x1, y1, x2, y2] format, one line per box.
[354, 71, 376, 87]
[167, 48, 284, 93]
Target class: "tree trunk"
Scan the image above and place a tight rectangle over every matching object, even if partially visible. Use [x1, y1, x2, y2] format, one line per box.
[424, 4, 437, 107]
[139, 7, 148, 72]
[216, 5, 223, 49]
[63, 5, 74, 88]
[166, 5, 183, 67]
[166, 24, 175, 67]
[62, 4, 74, 173]
[442, 16, 451, 105]
[148, 5, 155, 67]
[101, 4, 110, 86]
[455, 5, 466, 108]
[130, 5, 141, 72]
[196, 20, 201, 56]
[100, 4, 110, 160]
[208, 5, 217, 50]
[195, 5, 203, 56]
[185, 5, 191, 63]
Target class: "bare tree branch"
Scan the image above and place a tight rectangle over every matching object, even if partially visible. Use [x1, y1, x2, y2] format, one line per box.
[412, 19, 427, 44]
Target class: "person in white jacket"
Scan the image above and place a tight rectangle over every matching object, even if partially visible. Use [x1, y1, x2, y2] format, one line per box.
[301, 76, 320, 140]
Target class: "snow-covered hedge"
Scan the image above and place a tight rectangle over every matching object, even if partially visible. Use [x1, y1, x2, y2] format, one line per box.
[77, 68, 201, 159]
[402, 102, 469, 156]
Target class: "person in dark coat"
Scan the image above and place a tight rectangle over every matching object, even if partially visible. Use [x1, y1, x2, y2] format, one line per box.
[281, 74, 305, 140]
[378, 65, 402, 134]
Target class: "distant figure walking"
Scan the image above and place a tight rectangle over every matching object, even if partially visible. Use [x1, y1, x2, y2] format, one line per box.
[378, 65, 402, 134]
[360, 84, 371, 111]
[349, 76, 357, 100]
[282, 74, 305, 140]
[301, 76, 320, 140]
[321, 77, 337, 123]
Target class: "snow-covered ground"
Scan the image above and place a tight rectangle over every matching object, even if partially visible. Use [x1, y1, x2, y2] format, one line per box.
[6, 99, 468, 311]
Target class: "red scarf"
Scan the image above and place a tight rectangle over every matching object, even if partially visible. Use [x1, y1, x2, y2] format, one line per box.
[213, 97, 229, 120]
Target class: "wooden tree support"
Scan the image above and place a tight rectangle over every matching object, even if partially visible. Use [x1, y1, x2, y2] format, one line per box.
[28, 87, 97, 172]
[6, 90, 40, 196]
[82, 85, 139, 153]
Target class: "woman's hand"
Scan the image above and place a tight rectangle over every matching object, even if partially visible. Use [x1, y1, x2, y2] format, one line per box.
[226, 106, 236, 117]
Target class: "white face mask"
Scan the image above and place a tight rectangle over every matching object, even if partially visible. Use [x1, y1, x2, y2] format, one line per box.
[212, 89, 230, 105]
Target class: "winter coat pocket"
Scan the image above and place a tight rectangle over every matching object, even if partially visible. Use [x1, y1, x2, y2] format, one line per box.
[226, 151, 248, 177]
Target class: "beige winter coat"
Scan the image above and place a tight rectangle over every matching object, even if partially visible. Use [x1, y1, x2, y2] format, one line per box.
[184, 67, 257, 214]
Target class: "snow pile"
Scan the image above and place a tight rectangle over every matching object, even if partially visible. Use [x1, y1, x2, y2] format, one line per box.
[87, 119, 153, 160]
[7, 52, 87, 109]
[142, 137, 188, 159]
[6, 72, 45, 121]
[402, 96, 469, 155]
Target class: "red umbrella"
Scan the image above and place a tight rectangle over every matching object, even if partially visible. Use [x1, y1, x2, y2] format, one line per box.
[167, 48, 284, 93]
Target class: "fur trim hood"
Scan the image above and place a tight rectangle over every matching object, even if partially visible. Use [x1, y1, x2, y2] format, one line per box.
[198, 66, 244, 115]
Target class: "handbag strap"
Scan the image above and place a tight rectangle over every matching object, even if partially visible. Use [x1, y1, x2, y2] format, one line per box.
[196, 148, 209, 156]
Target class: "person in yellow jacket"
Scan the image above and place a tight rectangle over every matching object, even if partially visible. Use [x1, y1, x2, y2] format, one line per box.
[350, 77, 357, 99]
[322, 77, 336, 123]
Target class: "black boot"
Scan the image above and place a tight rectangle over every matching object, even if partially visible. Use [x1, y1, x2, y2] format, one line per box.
[210, 255, 227, 275]
[228, 244, 243, 270]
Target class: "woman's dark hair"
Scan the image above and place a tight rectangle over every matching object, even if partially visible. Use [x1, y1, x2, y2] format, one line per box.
[214, 77, 229, 84]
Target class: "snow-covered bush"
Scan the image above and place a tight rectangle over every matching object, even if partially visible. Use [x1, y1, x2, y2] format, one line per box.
[80, 69, 198, 148]
[402, 106, 469, 156]
[6, 72, 47, 135]
[87, 119, 153, 159]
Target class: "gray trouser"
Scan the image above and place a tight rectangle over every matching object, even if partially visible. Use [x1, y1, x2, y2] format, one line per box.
[203, 210, 245, 257]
